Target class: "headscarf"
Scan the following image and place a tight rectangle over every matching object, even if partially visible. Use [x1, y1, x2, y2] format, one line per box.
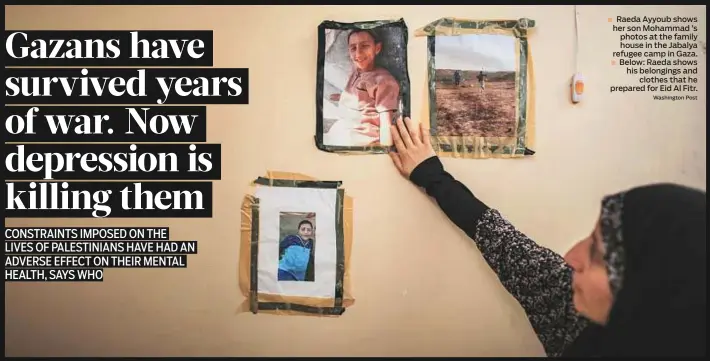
[566, 183, 706, 357]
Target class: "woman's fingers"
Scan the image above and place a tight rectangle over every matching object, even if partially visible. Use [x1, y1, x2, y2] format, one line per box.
[396, 117, 414, 148]
[391, 123, 406, 152]
[389, 151, 403, 173]
[404, 117, 421, 146]
[419, 121, 431, 146]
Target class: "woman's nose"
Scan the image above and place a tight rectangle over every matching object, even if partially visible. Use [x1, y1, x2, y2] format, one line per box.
[564, 252, 579, 270]
[564, 242, 584, 271]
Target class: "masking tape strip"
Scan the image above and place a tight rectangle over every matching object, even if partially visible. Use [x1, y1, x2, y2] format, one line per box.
[257, 302, 345, 315]
[314, 143, 395, 155]
[414, 18, 536, 37]
[249, 198, 260, 314]
[334, 188, 345, 309]
[417, 18, 537, 159]
[315, 18, 412, 155]
[247, 176, 347, 316]
[253, 177, 342, 189]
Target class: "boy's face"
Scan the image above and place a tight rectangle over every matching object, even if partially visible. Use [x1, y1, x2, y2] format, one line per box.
[348, 31, 381, 71]
[298, 223, 313, 239]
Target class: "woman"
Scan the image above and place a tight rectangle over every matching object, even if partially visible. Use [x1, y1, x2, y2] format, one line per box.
[388, 117, 706, 357]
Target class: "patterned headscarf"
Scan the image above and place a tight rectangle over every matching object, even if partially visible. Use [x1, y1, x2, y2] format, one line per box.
[596, 183, 706, 356]
[599, 192, 626, 299]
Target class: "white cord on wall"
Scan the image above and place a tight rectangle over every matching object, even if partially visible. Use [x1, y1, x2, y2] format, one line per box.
[571, 5, 584, 104]
[574, 5, 580, 74]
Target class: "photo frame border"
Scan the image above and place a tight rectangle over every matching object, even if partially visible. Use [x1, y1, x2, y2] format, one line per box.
[416, 18, 537, 159]
[238, 172, 354, 317]
[315, 18, 412, 155]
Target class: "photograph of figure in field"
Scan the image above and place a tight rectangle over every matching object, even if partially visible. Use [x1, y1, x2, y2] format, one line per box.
[320, 22, 409, 149]
[434, 34, 517, 138]
[277, 212, 316, 282]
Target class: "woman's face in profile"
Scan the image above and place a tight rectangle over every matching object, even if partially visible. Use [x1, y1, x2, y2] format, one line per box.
[564, 218, 614, 324]
[348, 31, 381, 71]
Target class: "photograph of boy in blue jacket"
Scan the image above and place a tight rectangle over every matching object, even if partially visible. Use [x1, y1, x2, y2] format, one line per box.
[278, 216, 316, 282]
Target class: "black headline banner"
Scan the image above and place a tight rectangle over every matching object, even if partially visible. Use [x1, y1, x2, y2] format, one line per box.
[5, 143, 221, 180]
[4, 30, 214, 67]
[6, 67, 249, 104]
[5, 255, 188, 268]
[5, 106, 207, 142]
[4, 227, 170, 240]
[5, 268, 104, 282]
[5, 241, 197, 254]
[4, 181, 213, 218]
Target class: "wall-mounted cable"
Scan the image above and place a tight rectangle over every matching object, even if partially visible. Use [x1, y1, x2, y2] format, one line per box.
[571, 5, 584, 104]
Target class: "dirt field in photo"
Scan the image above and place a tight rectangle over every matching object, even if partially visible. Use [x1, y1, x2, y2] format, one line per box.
[434, 69, 517, 137]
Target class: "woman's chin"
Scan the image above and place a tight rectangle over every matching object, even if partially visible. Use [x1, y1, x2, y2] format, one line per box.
[573, 298, 606, 325]
[572, 292, 586, 315]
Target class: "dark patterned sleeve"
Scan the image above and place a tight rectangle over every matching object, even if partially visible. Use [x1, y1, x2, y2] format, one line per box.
[475, 209, 588, 357]
[409, 157, 588, 357]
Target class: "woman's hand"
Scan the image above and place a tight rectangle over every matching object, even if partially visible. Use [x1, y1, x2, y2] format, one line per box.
[389, 117, 436, 178]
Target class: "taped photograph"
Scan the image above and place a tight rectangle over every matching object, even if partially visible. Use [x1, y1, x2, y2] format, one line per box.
[316, 19, 411, 154]
[416, 18, 537, 159]
[238, 172, 355, 317]
[278, 212, 316, 282]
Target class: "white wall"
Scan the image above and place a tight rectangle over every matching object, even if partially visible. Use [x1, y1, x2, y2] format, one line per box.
[5, 5, 706, 357]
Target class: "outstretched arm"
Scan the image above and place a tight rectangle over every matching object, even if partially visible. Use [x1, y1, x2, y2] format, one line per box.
[409, 156, 488, 237]
[409, 156, 588, 357]
[389, 118, 588, 357]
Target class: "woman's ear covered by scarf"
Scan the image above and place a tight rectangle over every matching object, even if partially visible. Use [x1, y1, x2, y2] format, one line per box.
[599, 183, 706, 356]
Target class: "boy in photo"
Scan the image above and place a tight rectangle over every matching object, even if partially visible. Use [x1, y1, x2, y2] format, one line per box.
[326, 29, 401, 146]
[278, 219, 315, 282]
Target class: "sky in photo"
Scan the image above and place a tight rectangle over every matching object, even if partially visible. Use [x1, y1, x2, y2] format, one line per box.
[435, 34, 516, 72]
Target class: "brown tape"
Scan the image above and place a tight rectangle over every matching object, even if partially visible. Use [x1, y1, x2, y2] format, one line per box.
[238, 171, 355, 317]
